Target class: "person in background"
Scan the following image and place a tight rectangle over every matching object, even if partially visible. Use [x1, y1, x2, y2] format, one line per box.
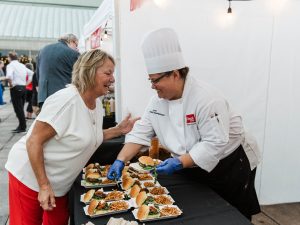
[31, 70, 40, 116]
[108, 28, 261, 220]
[0, 60, 6, 105]
[5, 49, 139, 225]
[36, 33, 80, 108]
[6, 52, 34, 133]
[25, 63, 34, 119]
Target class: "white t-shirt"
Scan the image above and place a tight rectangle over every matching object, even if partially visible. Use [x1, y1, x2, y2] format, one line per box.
[6, 60, 34, 86]
[5, 85, 103, 196]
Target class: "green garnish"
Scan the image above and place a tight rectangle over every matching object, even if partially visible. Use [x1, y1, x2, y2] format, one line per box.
[124, 194, 130, 200]
[144, 196, 154, 205]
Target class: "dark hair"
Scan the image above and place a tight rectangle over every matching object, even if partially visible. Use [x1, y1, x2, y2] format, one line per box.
[160, 66, 190, 80]
[8, 52, 18, 61]
[178, 67, 189, 79]
[25, 63, 34, 71]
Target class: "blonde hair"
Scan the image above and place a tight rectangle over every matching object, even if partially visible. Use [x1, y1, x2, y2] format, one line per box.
[72, 49, 115, 93]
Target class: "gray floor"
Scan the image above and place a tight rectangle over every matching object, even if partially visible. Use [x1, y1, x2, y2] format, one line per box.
[0, 89, 300, 225]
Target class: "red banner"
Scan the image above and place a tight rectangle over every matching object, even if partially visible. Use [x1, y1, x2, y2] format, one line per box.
[90, 27, 102, 49]
[130, 0, 144, 11]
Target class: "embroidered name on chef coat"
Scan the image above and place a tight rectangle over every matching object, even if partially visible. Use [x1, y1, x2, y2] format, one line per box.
[186, 114, 196, 124]
[149, 109, 165, 116]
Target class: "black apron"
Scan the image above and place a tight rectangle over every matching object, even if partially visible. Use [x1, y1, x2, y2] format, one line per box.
[177, 145, 261, 219]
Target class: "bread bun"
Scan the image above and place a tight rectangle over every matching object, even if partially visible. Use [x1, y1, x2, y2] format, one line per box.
[86, 163, 95, 170]
[138, 156, 154, 167]
[122, 166, 129, 174]
[129, 184, 141, 198]
[87, 199, 98, 215]
[86, 169, 98, 177]
[86, 172, 100, 179]
[122, 176, 135, 190]
[136, 191, 147, 207]
[83, 189, 95, 202]
[137, 205, 149, 220]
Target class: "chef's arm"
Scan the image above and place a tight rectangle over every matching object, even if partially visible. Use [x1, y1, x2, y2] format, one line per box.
[117, 143, 144, 162]
[179, 153, 196, 168]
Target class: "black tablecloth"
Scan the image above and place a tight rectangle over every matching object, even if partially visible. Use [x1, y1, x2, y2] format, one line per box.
[69, 136, 252, 225]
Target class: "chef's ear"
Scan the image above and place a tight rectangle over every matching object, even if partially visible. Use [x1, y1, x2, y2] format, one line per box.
[173, 70, 181, 80]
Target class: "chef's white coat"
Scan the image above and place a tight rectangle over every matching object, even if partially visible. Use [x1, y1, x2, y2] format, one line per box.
[125, 75, 260, 172]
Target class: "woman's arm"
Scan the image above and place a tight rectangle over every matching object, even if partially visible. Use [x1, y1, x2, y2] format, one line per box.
[26, 121, 57, 210]
[103, 114, 140, 141]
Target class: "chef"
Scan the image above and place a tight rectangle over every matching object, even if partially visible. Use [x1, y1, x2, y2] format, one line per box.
[108, 28, 261, 220]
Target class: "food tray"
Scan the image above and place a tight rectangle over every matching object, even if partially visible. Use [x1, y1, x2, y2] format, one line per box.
[80, 190, 129, 204]
[81, 179, 117, 188]
[83, 200, 133, 218]
[132, 205, 183, 222]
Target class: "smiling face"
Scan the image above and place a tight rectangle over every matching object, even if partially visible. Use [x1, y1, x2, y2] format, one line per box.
[93, 59, 115, 96]
[149, 71, 184, 100]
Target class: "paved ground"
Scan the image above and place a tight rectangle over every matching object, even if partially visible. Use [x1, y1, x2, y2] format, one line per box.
[0, 89, 35, 225]
[0, 88, 300, 225]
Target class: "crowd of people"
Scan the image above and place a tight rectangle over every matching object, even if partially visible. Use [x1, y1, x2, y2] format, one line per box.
[1, 34, 80, 132]
[4, 29, 261, 225]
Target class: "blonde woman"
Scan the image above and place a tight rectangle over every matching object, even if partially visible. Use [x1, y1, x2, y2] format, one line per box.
[5, 49, 139, 225]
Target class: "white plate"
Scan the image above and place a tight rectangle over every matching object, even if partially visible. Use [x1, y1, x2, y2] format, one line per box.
[81, 179, 117, 188]
[132, 205, 183, 222]
[83, 200, 133, 218]
[80, 190, 129, 204]
[132, 194, 175, 208]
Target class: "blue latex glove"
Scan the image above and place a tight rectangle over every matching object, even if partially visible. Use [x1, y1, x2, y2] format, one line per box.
[156, 158, 183, 175]
[107, 159, 125, 180]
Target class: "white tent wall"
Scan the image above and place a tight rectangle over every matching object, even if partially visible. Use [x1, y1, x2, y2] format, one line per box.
[261, 1, 300, 204]
[114, 0, 300, 205]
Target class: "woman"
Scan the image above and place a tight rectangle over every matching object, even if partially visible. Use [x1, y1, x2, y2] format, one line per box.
[25, 63, 34, 119]
[5, 49, 139, 225]
[108, 28, 261, 220]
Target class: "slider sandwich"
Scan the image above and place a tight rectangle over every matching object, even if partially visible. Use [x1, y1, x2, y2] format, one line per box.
[138, 156, 155, 170]
[136, 191, 154, 206]
[122, 177, 141, 190]
[129, 184, 141, 198]
[83, 189, 96, 202]
[137, 205, 160, 220]
[86, 172, 101, 183]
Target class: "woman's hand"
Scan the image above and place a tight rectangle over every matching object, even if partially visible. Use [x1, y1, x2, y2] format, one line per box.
[116, 114, 140, 135]
[38, 183, 56, 211]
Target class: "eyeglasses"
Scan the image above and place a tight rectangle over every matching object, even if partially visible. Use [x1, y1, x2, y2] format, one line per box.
[149, 72, 172, 85]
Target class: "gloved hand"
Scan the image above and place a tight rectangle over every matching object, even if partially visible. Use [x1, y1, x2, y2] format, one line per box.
[107, 159, 125, 180]
[156, 158, 183, 175]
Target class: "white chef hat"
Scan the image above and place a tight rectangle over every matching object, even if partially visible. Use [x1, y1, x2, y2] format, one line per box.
[141, 28, 186, 75]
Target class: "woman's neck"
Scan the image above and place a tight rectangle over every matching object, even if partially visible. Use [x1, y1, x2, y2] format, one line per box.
[80, 90, 96, 110]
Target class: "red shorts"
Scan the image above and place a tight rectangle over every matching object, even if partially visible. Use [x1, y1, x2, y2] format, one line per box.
[8, 172, 69, 225]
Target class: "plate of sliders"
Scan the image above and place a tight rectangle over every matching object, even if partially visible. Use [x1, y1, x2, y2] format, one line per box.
[132, 204, 183, 222]
[135, 191, 175, 207]
[84, 199, 132, 218]
[81, 189, 131, 204]
[83, 163, 111, 178]
[81, 174, 117, 188]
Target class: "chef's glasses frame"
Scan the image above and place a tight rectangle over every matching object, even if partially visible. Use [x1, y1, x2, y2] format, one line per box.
[149, 71, 173, 85]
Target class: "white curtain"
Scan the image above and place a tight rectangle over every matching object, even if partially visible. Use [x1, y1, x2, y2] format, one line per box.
[116, 0, 300, 204]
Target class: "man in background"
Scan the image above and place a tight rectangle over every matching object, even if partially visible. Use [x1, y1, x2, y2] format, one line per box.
[36, 33, 80, 108]
[6, 52, 34, 133]
[0, 60, 6, 105]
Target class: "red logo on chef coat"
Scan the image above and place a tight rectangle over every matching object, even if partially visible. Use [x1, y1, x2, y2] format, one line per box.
[186, 114, 196, 124]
